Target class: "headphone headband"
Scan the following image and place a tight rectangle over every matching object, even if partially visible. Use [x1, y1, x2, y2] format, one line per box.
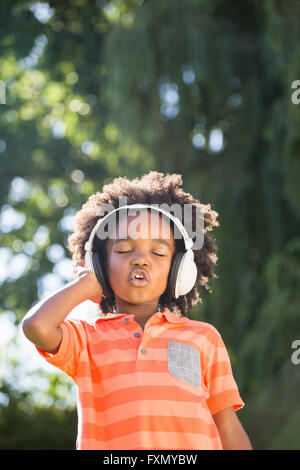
[84, 203, 194, 252]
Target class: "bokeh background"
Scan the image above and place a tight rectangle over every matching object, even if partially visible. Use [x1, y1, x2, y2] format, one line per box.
[1, 0, 300, 450]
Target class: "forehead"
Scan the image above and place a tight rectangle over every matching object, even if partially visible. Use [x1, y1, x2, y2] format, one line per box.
[115, 210, 175, 240]
[103, 209, 177, 254]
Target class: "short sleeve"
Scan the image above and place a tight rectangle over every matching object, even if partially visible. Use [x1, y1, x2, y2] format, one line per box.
[35, 318, 87, 381]
[203, 327, 244, 415]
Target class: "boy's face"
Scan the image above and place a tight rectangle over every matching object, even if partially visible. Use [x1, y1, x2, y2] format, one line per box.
[105, 211, 176, 308]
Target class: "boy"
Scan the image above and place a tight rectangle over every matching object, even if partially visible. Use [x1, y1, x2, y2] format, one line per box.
[22, 171, 252, 450]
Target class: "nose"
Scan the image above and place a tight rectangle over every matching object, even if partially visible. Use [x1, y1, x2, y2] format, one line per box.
[130, 251, 150, 267]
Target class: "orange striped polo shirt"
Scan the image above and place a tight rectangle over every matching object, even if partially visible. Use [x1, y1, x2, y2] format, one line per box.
[35, 306, 244, 450]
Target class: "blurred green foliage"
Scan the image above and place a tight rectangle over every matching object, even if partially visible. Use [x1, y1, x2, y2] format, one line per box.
[1, 0, 300, 449]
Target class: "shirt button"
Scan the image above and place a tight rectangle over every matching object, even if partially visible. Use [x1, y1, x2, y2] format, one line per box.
[140, 348, 147, 354]
[134, 332, 141, 338]
[123, 318, 129, 324]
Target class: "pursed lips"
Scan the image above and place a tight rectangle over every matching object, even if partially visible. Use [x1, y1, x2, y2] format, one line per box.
[128, 268, 149, 282]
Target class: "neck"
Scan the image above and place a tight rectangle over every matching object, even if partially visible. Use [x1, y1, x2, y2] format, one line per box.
[115, 298, 162, 330]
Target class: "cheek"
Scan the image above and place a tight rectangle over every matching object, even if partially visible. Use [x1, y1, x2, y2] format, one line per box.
[152, 259, 172, 282]
[105, 256, 120, 279]
[105, 255, 131, 289]
[105, 261, 126, 295]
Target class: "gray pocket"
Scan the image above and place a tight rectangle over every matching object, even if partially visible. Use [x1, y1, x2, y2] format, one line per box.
[168, 342, 201, 387]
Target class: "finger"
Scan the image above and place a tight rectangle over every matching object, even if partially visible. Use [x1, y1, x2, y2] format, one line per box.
[73, 259, 84, 270]
[73, 262, 83, 276]
[73, 259, 85, 267]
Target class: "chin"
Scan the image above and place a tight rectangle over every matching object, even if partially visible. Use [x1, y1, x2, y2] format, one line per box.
[117, 292, 158, 305]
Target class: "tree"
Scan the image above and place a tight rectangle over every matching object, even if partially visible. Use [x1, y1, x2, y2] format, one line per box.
[1, 0, 299, 449]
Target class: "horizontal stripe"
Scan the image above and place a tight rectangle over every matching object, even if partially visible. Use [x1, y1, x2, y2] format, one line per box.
[83, 336, 221, 367]
[77, 357, 234, 386]
[207, 390, 244, 415]
[80, 415, 220, 442]
[79, 385, 208, 412]
[83, 342, 229, 365]
[87, 336, 145, 351]
[80, 399, 214, 426]
[77, 371, 209, 398]
[206, 360, 233, 379]
[79, 358, 169, 381]
[86, 326, 138, 343]
[79, 430, 222, 450]
[82, 345, 170, 363]
[85, 330, 218, 352]
[208, 374, 239, 393]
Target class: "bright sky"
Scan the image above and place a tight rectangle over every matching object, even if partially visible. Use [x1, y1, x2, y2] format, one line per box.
[0, 301, 99, 408]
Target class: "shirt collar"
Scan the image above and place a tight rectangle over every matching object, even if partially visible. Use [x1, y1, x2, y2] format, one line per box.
[95, 306, 188, 324]
[157, 307, 188, 324]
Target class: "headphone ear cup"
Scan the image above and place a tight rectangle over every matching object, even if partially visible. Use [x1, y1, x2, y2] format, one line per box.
[92, 252, 113, 299]
[175, 250, 198, 298]
[167, 250, 198, 299]
[167, 252, 185, 299]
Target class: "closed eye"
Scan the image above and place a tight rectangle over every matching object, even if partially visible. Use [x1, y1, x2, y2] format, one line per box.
[116, 251, 166, 257]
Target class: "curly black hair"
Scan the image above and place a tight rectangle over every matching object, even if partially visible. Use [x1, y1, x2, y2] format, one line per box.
[67, 171, 219, 317]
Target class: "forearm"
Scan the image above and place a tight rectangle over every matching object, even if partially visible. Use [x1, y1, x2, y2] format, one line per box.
[22, 263, 102, 352]
[213, 407, 253, 450]
[219, 423, 253, 450]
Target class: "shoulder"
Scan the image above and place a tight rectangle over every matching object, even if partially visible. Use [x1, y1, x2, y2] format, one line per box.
[172, 316, 225, 356]
[183, 316, 222, 342]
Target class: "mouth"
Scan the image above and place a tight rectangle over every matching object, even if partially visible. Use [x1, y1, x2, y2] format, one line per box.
[128, 268, 149, 287]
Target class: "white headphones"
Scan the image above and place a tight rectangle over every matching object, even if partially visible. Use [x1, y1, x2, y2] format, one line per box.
[84, 204, 197, 299]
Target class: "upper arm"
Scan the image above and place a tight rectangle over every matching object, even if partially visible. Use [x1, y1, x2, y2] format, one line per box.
[212, 406, 239, 433]
[203, 328, 244, 415]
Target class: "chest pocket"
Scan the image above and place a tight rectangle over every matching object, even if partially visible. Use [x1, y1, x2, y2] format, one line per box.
[168, 342, 201, 387]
